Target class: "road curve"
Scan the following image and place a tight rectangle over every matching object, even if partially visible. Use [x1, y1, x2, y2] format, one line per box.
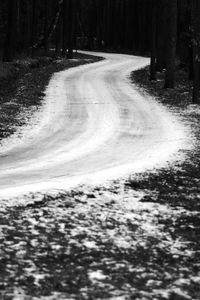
[0, 52, 186, 199]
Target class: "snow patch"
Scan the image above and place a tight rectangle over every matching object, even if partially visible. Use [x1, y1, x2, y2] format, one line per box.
[89, 270, 107, 281]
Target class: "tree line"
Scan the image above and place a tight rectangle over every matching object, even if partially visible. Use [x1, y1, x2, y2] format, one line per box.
[0, 0, 200, 102]
[149, 0, 200, 103]
[0, 0, 75, 60]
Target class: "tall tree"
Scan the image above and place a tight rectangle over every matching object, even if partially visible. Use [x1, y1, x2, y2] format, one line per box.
[156, 0, 167, 71]
[191, 0, 200, 103]
[67, 0, 74, 58]
[62, 0, 67, 56]
[31, 0, 37, 58]
[150, 0, 157, 80]
[96, 0, 104, 49]
[44, 0, 48, 55]
[164, 0, 178, 88]
[3, 0, 17, 61]
[55, 6, 62, 55]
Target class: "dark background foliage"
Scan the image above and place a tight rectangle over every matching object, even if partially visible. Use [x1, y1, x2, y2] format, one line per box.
[0, 0, 199, 101]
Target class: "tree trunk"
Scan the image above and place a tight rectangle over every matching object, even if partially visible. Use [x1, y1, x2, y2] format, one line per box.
[44, 0, 48, 55]
[156, 0, 166, 70]
[96, 0, 103, 49]
[62, 0, 67, 56]
[55, 12, 61, 56]
[3, 0, 17, 61]
[191, 0, 200, 104]
[67, 0, 74, 58]
[164, 0, 177, 88]
[104, 0, 111, 49]
[31, 0, 36, 58]
[150, 0, 157, 80]
[21, 0, 31, 52]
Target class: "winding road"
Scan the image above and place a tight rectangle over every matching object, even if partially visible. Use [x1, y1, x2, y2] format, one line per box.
[0, 52, 186, 199]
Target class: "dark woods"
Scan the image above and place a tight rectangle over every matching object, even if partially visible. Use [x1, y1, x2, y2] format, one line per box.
[0, 0, 200, 102]
[150, 0, 200, 103]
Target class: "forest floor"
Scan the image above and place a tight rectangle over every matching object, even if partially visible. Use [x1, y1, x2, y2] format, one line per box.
[0, 58, 200, 300]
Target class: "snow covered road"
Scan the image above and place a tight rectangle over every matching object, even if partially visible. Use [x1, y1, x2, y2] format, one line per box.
[0, 52, 186, 199]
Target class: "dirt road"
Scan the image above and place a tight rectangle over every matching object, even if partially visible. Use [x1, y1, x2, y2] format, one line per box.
[0, 52, 186, 199]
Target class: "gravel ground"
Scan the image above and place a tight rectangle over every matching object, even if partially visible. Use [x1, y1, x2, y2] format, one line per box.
[0, 65, 200, 299]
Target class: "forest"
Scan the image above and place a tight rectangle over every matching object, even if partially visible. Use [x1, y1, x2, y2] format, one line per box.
[0, 0, 200, 103]
[1, 1, 200, 299]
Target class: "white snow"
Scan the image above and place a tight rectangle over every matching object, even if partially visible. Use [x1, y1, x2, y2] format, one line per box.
[88, 270, 107, 281]
[83, 241, 98, 249]
[184, 104, 200, 115]
[0, 51, 190, 202]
